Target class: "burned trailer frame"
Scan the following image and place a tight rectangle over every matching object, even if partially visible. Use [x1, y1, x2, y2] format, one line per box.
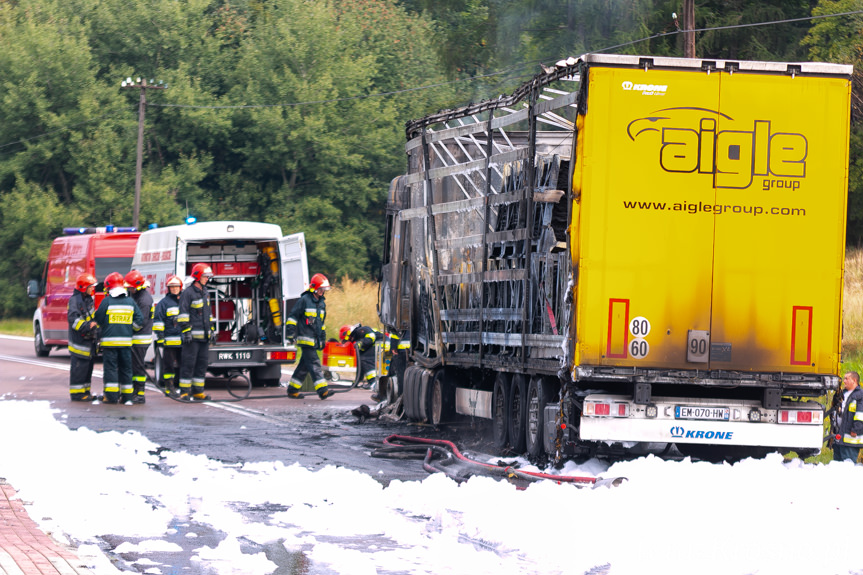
[396, 71, 578, 377]
[377, 62, 582, 440]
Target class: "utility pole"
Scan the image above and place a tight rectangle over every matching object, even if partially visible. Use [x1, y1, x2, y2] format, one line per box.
[683, 0, 695, 58]
[121, 77, 167, 230]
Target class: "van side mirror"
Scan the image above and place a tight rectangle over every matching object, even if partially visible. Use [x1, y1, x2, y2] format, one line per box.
[27, 279, 41, 298]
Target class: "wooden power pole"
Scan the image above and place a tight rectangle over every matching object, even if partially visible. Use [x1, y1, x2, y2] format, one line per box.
[683, 0, 695, 58]
[120, 77, 167, 230]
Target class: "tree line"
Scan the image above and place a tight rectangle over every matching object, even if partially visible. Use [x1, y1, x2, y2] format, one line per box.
[0, 0, 860, 318]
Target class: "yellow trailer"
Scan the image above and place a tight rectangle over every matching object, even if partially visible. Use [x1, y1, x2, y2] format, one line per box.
[379, 54, 852, 462]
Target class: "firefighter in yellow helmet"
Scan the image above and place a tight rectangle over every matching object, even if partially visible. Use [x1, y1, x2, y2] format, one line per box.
[285, 273, 332, 399]
[68, 273, 99, 401]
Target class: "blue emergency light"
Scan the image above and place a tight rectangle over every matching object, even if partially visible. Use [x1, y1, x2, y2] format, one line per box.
[185, 216, 197, 225]
[62, 226, 138, 235]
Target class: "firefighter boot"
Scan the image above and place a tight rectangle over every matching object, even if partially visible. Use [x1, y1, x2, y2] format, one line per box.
[318, 387, 333, 400]
[287, 384, 302, 399]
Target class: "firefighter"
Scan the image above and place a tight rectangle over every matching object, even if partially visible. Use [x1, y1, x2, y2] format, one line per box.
[375, 330, 411, 402]
[125, 270, 154, 404]
[153, 275, 184, 394]
[94, 272, 143, 404]
[285, 273, 332, 400]
[68, 273, 99, 401]
[177, 263, 214, 400]
[833, 371, 863, 462]
[339, 323, 382, 390]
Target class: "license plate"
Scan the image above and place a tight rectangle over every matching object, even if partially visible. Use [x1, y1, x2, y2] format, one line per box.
[674, 406, 730, 421]
[215, 351, 254, 361]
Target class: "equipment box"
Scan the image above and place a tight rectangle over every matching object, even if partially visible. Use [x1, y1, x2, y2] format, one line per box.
[323, 341, 356, 368]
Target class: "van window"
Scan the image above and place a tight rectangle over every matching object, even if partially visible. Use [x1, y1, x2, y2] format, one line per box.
[95, 257, 134, 280]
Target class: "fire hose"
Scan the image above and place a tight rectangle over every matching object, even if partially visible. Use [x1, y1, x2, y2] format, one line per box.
[374, 434, 626, 488]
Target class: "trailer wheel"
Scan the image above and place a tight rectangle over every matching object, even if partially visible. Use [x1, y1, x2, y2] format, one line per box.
[508, 374, 528, 453]
[492, 373, 511, 453]
[34, 323, 50, 357]
[426, 368, 450, 425]
[403, 365, 419, 420]
[526, 376, 553, 458]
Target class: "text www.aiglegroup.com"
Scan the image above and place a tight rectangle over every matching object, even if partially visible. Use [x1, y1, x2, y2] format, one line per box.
[622, 200, 806, 216]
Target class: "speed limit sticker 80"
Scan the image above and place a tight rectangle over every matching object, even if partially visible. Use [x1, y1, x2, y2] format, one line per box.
[629, 316, 650, 359]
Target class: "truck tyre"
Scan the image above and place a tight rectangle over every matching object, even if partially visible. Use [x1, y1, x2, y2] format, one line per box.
[508, 374, 528, 453]
[492, 372, 511, 453]
[426, 368, 452, 426]
[34, 323, 50, 357]
[403, 365, 419, 420]
[526, 376, 553, 459]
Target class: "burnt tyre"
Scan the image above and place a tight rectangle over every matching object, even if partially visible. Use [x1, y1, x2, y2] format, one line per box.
[34, 324, 50, 357]
[526, 376, 554, 458]
[492, 372, 512, 453]
[508, 374, 528, 453]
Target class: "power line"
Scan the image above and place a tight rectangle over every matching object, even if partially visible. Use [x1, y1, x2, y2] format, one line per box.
[0, 8, 860, 151]
[594, 9, 863, 54]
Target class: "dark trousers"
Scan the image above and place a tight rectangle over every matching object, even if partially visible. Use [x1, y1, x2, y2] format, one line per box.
[180, 340, 209, 395]
[69, 348, 95, 399]
[289, 346, 328, 396]
[160, 345, 182, 391]
[833, 444, 861, 462]
[131, 344, 148, 398]
[358, 348, 376, 383]
[103, 347, 133, 403]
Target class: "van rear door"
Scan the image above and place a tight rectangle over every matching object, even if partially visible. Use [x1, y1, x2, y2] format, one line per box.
[279, 233, 309, 299]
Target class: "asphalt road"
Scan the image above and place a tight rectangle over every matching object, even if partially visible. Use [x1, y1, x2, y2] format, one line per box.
[0, 335, 453, 484]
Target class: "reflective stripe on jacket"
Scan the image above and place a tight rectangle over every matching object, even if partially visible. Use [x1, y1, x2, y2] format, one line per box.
[153, 292, 183, 346]
[285, 290, 326, 349]
[178, 283, 211, 340]
[67, 290, 95, 359]
[837, 386, 863, 446]
[94, 295, 143, 348]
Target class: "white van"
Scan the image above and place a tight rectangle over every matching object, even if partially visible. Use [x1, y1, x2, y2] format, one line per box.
[131, 221, 308, 386]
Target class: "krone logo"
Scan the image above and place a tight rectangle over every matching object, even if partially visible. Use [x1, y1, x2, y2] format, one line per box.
[670, 426, 684, 438]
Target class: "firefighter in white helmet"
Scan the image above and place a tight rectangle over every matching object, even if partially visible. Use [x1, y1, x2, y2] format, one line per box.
[153, 275, 184, 394]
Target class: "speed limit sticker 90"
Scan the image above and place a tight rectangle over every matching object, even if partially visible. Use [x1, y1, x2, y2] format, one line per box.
[628, 317, 650, 358]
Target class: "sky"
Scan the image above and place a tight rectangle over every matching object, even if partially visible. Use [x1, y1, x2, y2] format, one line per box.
[1, 399, 863, 575]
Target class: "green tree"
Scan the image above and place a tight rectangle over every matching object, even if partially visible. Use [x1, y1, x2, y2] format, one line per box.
[804, 0, 863, 244]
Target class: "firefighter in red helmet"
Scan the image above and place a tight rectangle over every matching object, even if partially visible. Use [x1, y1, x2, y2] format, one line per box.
[94, 271, 143, 404]
[339, 323, 383, 390]
[68, 273, 99, 401]
[285, 273, 332, 399]
[125, 270, 154, 404]
[177, 263, 214, 400]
